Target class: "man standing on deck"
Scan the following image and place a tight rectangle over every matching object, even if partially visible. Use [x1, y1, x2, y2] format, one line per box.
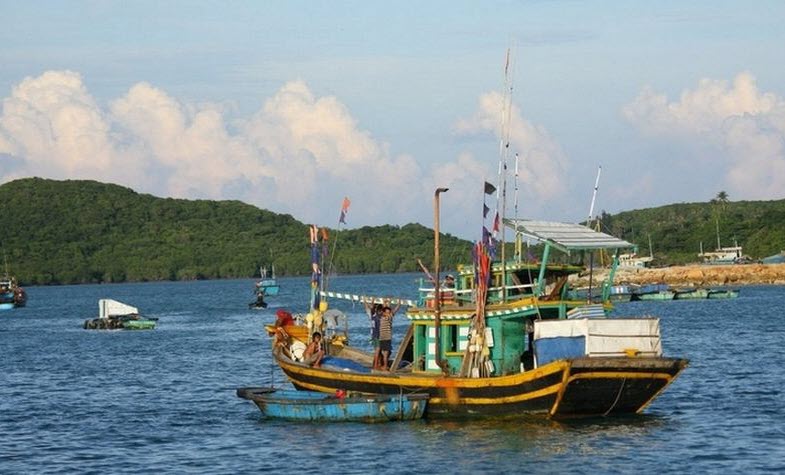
[378, 301, 400, 370]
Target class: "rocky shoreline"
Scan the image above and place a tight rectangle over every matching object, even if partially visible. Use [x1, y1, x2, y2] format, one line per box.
[575, 263, 785, 287]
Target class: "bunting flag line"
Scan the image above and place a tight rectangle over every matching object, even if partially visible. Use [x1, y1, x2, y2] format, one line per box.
[483, 203, 490, 218]
[338, 196, 351, 224]
[319, 290, 415, 307]
[492, 212, 500, 233]
[484, 181, 496, 195]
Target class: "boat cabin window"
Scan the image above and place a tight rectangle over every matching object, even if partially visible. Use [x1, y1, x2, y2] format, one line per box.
[446, 324, 459, 353]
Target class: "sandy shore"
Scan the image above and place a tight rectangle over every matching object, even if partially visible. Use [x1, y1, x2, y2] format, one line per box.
[574, 263, 785, 287]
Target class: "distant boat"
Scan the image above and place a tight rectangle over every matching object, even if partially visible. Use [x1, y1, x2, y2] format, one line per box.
[0, 254, 26, 309]
[698, 218, 747, 264]
[699, 244, 745, 265]
[761, 251, 785, 264]
[707, 288, 740, 299]
[255, 266, 280, 296]
[609, 284, 635, 302]
[673, 287, 709, 300]
[617, 253, 654, 269]
[236, 387, 428, 422]
[631, 284, 674, 301]
[0, 274, 26, 310]
[636, 290, 675, 301]
[83, 299, 157, 330]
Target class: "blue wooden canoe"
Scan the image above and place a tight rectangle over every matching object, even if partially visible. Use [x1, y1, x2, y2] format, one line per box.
[236, 387, 428, 422]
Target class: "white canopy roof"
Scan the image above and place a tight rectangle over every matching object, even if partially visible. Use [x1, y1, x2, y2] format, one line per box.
[504, 219, 634, 254]
[99, 299, 139, 319]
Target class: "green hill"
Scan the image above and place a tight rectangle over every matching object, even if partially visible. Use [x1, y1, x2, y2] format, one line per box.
[3, 179, 784, 285]
[0, 178, 472, 285]
[599, 198, 785, 265]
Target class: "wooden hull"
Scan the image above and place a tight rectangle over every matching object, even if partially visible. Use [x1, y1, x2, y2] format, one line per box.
[236, 387, 427, 422]
[273, 351, 688, 419]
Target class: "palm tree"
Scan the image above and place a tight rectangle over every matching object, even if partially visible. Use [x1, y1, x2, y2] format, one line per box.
[711, 191, 730, 249]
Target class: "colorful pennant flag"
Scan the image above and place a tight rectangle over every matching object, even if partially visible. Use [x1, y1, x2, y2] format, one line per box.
[338, 196, 351, 224]
[483, 204, 490, 218]
[484, 181, 496, 195]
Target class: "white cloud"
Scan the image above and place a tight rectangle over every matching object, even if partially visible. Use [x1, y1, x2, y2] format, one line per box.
[0, 70, 571, 238]
[622, 72, 785, 199]
[454, 90, 569, 206]
[0, 71, 426, 228]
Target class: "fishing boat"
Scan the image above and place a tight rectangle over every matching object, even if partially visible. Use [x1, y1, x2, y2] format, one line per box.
[236, 387, 428, 422]
[264, 51, 686, 419]
[83, 299, 157, 330]
[707, 288, 740, 299]
[632, 284, 674, 301]
[698, 218, 747, 264]
[266, 216, 687, 419]
[0, 277, 16, 310]
[0, 277, 26, 309]
[699, 244, 744, 265]
[0, 257, 26, 309]
[761, 251, 785, 264]
[256, 266, 280, 296]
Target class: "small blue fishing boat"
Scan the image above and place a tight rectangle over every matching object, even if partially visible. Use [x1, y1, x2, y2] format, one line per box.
[255, 266, 280, 296]
[236, 387, 428, 422]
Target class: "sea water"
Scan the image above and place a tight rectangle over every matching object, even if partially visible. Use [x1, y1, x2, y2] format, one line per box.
[1, 275, 784, 473]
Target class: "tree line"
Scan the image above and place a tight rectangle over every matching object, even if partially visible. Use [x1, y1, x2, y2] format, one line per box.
[3, 179, 784, 285]
[0, 178, 472, 285]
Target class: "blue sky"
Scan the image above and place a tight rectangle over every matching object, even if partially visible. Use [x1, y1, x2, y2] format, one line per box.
[2, 1, 784, 240]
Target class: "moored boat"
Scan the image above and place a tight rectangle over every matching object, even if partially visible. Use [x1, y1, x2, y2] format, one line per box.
[636, 290, 675, 301]
[673, 287, 709, 300]
[83, 299, 157, 330]
[632, 283, 674, 301]
[262, 51, 686, 419]
[236, 387, 428, 422]
[0, 260, 26, 309]
[707, 288, 740, 299]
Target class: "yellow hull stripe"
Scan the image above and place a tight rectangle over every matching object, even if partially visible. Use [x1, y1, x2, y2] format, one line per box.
[428, 382, 562, 405]
[284, 376, 564, 406]
[278, 357, 569, 389]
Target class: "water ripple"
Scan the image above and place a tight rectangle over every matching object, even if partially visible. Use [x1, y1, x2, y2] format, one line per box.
[1, 279, 784, 472]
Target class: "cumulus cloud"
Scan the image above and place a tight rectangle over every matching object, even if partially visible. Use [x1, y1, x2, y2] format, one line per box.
[0, 70, 570, 238]
[622, 72, 785, 198]
[0, 71, 427, 227]
[454, 90, 568, 202]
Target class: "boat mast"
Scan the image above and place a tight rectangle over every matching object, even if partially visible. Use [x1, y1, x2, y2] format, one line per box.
[434, 187, 449, 373]
[587, 165, 602, 227]
[498, 46, 515, 302]
[513, 152, 521, 262]
[586, 165, 601, 303]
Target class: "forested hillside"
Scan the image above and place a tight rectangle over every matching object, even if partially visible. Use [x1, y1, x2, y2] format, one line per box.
[0, 178, 472, 285]
[600, 197, 785, 265]
[3, 179, 784, 285]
